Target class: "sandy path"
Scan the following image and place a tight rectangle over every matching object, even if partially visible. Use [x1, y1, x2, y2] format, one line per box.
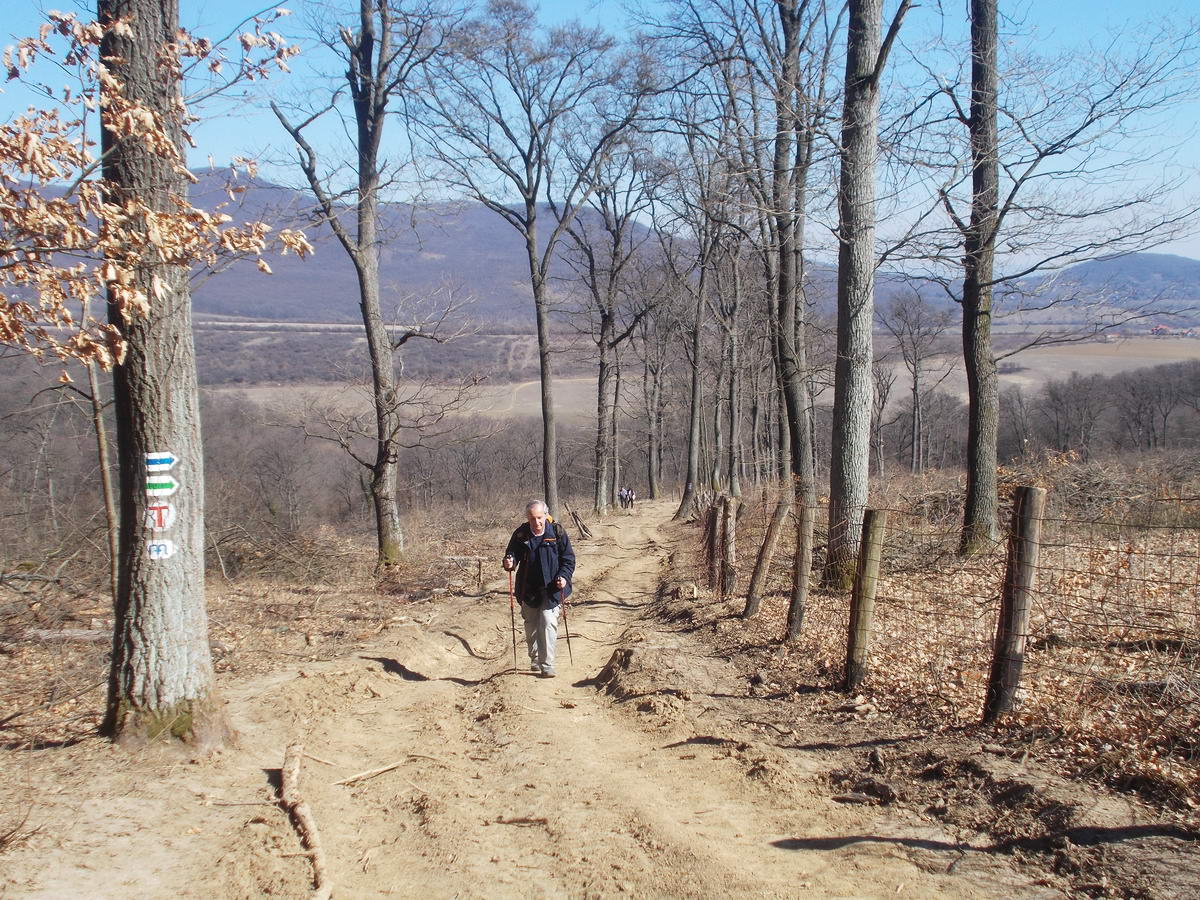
[0, 501, 1057, 898]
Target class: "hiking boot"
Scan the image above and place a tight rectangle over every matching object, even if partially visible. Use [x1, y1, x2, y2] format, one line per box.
[539, 668, 556, 678]
[530, 663, 542, 674]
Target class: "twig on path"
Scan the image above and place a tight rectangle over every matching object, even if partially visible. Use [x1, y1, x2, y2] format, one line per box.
[334, 760, 407, 786]
[486, 816, 549, 827]
[303, 752, 341, 768]
[280, 741, 333, 900]
[333, 753, 450, 786]
[212, 800, 276, 808]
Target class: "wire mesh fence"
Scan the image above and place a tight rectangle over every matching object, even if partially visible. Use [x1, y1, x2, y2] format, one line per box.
[708, 484, 1200, 804]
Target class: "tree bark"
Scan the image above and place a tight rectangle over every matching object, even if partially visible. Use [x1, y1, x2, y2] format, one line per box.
[100, 0, 225, 746]
[826, 0, 909, 587]
[527, 225, 561, 516]
[594, 318, 615, 513]
[960, 0, 1000, 554]
[674, 281, 707, 520]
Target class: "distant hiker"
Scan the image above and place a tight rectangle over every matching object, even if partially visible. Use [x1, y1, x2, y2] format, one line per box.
[502, 500, 576, 678]
[627, 488, 637, 509]
[618, 487, 629, 509]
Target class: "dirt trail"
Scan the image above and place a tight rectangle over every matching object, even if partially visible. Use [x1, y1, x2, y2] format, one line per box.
[1, 501, 1058, 898]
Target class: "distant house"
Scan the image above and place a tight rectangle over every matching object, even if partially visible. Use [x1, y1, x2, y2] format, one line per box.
[1151, 324, 1173, 336]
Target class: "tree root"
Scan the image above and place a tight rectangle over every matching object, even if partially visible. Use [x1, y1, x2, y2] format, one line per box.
[280, 741, 332, 900]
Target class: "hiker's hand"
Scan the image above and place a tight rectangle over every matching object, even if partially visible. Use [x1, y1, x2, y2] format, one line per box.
[503, 556, 515, 571]
[554, 576, 566, 590]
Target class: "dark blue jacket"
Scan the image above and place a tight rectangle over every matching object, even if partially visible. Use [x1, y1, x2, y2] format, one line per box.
[504, 520, 576, 608]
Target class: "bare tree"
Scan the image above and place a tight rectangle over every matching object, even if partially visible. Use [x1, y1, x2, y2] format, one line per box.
[561, 147, 662, 513]
[899, 3, 1199, 552]
[877, 290, 954, 474]
[283, 292, 480, 508]
[273, 0, 458, 567]
[415, 0, 648, 515]
[99, 0, 218, 744]
[1035, 372, 1109, 459]
[825, 0, 912, 588]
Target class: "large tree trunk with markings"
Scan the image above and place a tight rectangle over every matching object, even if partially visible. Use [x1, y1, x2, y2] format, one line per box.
[99, 0, 226, 746]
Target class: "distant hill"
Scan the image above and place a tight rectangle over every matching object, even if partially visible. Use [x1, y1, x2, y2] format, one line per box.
[189, 174, 1200, 331]
[1038, 253, 1200, 299]
[191, 173, 582, 329]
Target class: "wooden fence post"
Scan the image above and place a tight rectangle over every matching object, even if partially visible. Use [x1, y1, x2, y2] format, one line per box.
[983, 485, 1046, 722]
[720, 495, 738, 599]
[844, 508, 887, 691]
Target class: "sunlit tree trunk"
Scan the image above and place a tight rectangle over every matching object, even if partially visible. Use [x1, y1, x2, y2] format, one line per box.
[826, 0, 911, 587]
[100, 0, 225, 746]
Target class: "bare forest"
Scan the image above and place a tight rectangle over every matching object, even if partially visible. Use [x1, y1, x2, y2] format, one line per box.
[4, 1, 1200, 897]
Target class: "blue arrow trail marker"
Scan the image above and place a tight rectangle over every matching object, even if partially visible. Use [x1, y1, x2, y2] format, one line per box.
[145, 451, 177, 472]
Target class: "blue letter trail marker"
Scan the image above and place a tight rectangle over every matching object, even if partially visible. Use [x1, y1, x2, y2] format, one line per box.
[147, 539, 177, 560]
[145, 451, 177, 472]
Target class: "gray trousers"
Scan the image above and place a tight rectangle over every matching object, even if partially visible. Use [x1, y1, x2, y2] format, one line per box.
[519, 599, 560, 672]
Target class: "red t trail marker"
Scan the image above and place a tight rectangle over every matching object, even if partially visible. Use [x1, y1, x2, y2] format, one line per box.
[146, 501, 176, 531]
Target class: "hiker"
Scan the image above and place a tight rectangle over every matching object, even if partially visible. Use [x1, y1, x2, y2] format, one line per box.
[627, 488, 636, 509]
[502, 500, 576, 678]
[618, 487, 628, 509]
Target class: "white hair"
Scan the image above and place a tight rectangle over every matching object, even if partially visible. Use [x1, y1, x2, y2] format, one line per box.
[526, 500, 548, 514]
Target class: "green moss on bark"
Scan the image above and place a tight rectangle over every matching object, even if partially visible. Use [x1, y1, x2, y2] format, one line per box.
[103, 695, 232, 749]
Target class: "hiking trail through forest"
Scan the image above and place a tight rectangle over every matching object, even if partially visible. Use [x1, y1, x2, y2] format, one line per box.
[2, 501, 1077, 897]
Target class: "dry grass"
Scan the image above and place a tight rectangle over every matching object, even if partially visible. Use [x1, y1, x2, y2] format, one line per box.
[710, 459, 1200, 815]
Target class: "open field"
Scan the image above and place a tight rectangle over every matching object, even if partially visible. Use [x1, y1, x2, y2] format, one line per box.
[998, 335, 1200, 389]
[894, 335, 1200, 404]
[207, 376, 602, 425]
[205, 335, 1200, 425]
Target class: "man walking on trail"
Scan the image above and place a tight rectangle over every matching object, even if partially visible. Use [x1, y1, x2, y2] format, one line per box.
[502, 500, 576, 678]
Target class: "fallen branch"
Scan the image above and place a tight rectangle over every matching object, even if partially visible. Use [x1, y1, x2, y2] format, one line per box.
[280, 742, 332, 900]
[24, 628, 108, 643]
[332, 753, 449, 786]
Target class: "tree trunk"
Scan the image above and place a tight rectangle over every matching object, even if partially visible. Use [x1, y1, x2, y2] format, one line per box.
[644, 351, 663, 500]
[743, 491, 791, 619]
[611, 357, 622, 507]
[728, 329, 742, 498]
[84, 353, 119, 605]
[528, 223, 560, 515]
[358, 206, 405, 566]
[960, 0, 1000, 554]
[594, 322, 614, 513]
[100, 0, 224, 745]
[711, 338, 729, 492]
[674, 286, 706, 520]
[826, 0, 886, 589]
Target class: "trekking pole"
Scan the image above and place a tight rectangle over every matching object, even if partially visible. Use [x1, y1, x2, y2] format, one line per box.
[507, 569, 518, 668]
[560, 595, 574, 666]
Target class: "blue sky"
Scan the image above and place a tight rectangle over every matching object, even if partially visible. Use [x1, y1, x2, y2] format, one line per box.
[4, 0, 1199, 258]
